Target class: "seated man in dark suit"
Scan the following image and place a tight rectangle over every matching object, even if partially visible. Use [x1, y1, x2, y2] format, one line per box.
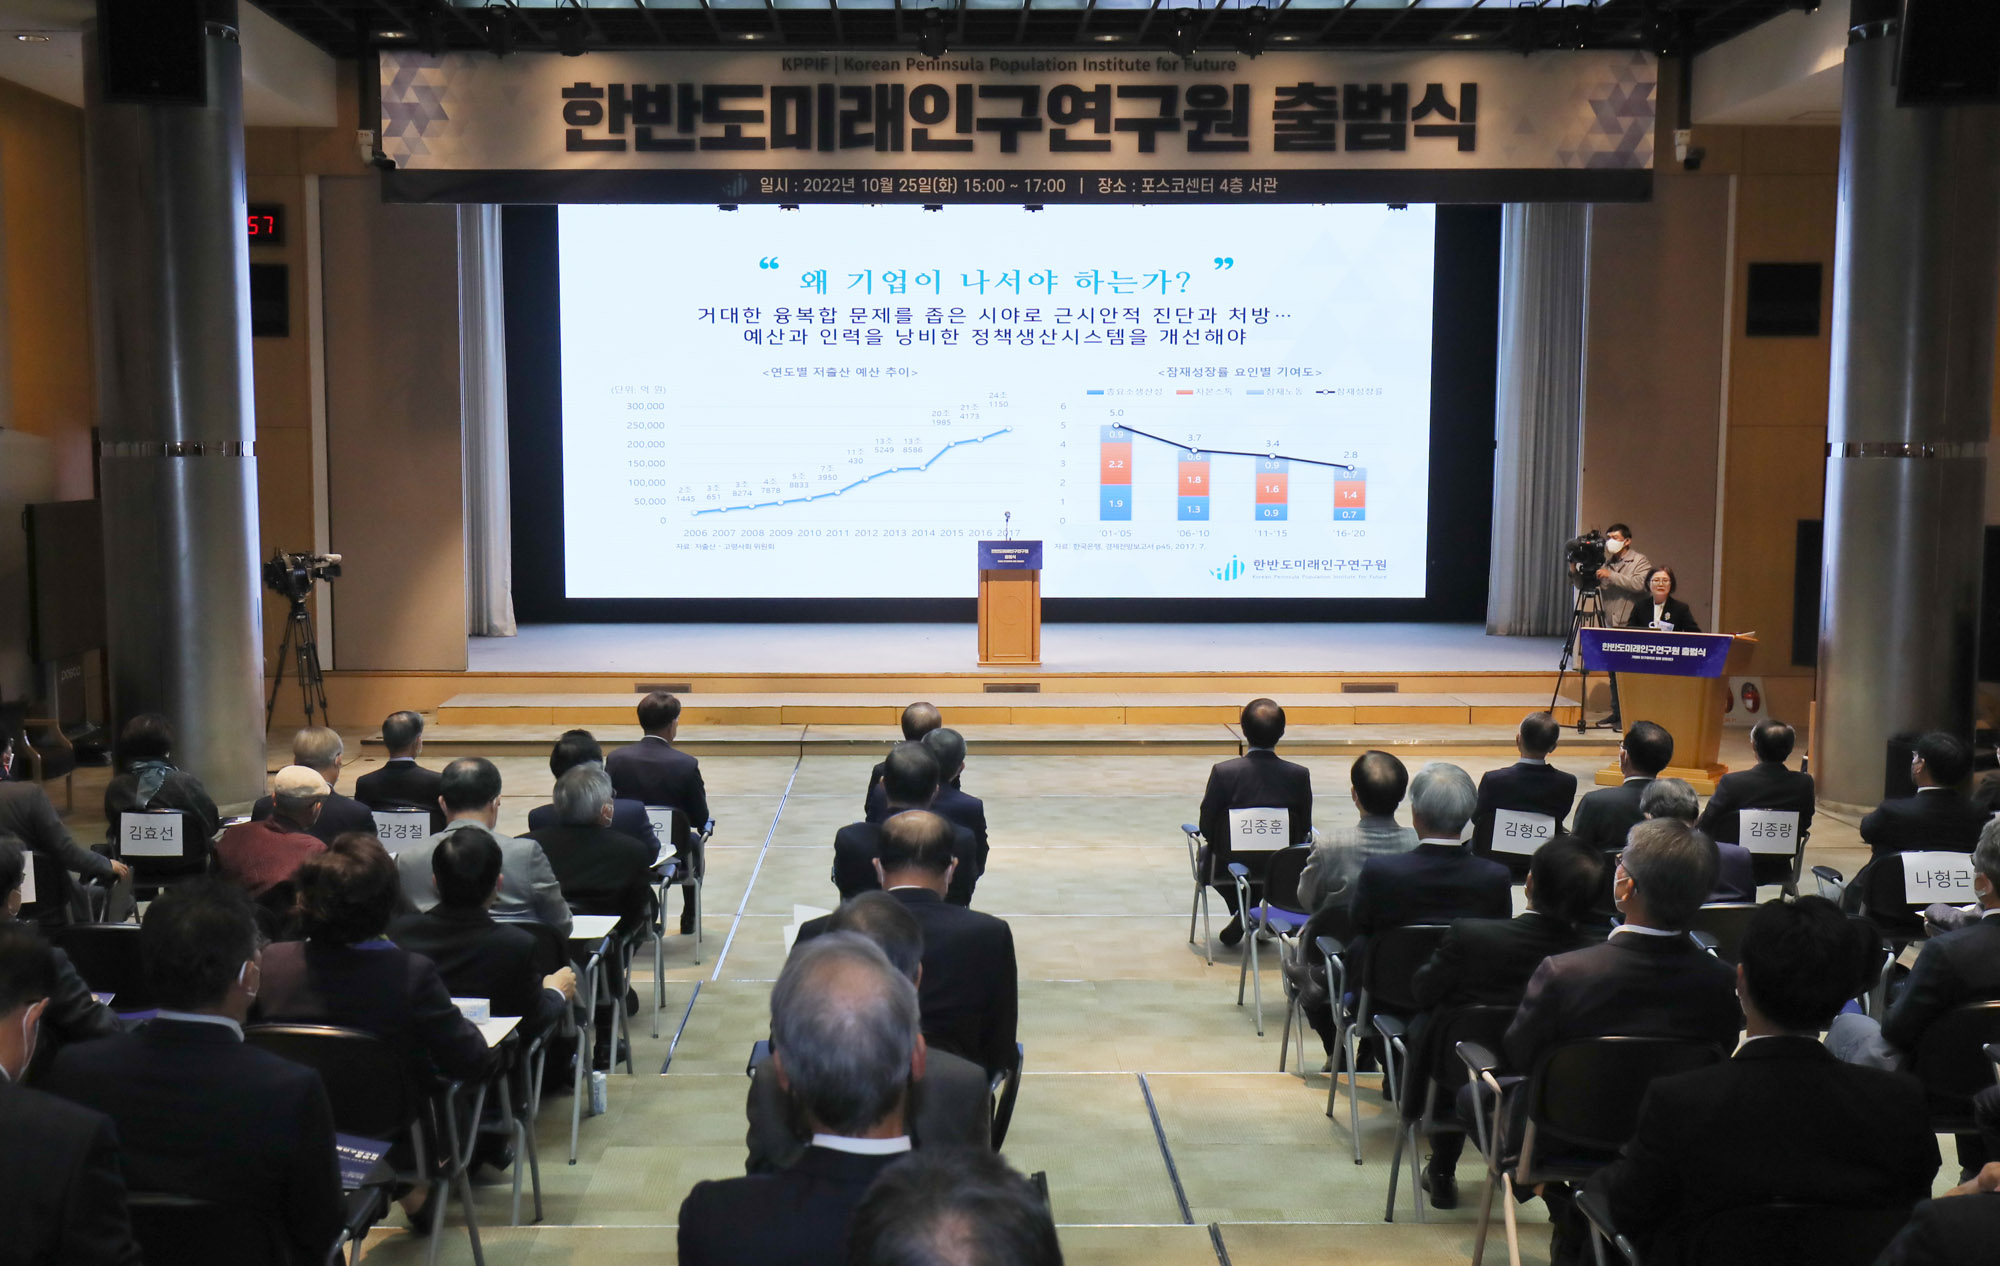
[1471, 711, 1580, 869]
[606, 691, 709, 933]
[0, 839, 120, 1077]
[1695, 718, 1815, 858]
[869, 727, 987, 860]
[1861, 731, 1988, 861]
[45, 880, 345, 1265]
[524, 728, 663, 856]
[814, 811, 1017, 1078]
[215, 765, 328, 901]
[0, 921, 141, 1264]
[1349, 761, 1512, 968]
[1569, 720, 1673, 853]
[832, 745, 982, 907]
[1403, 836, 1607, 1208]
[0, 776, 126, 928]
[1589, 897, 1937, 1265]
[353, 710, 446, 834]
[250, 726, 377, 842]
[747, 892, 990, 1173]
[679, 933, 922, 1266]
[1876, 1167, 2000, 1266]
[1829, 822, 2000, 1178]
[848, 1148, 1062, 1266]
[1640, 778, 1753, 902]
[1198, 697, 1314, 946]
[524, 765, 656, 933]
[863, 702, 942, 815]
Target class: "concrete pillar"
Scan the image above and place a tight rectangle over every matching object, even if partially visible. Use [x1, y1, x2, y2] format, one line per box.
[1815, 0, 2000, 806]
[83, 0, 265, 806]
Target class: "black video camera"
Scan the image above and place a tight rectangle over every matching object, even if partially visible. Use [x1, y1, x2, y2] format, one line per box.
[262, 551, 342, 603]
[1564, 530, 1607, 592]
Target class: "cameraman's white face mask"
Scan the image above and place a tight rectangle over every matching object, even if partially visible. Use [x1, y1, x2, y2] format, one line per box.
[1606, 539, 1627, 555]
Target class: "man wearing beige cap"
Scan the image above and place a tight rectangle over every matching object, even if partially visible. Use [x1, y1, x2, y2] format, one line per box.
[215, 767, 330, 900]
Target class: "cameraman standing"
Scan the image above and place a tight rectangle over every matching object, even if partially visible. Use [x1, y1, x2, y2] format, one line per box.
[1593, 524, 1652, 627]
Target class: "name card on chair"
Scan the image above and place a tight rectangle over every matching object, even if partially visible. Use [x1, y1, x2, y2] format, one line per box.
[1900, 851, 1976, 904]
[371, 809, 432, 852]
[18, 857, 34, 906]
[1228, 807, 1289, 843]
[1491, 809, 1556, 856]
[119, 812, 185, 858]
[1739, 810, 1800, 855]
[645, 806, 677, 842]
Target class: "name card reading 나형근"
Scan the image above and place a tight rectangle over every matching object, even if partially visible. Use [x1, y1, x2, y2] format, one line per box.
[1900, 852, 1976, 905]
[978, 540, 1042, 570]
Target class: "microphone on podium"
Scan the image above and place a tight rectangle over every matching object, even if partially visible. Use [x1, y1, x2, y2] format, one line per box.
[1004, 510, 1012, 541]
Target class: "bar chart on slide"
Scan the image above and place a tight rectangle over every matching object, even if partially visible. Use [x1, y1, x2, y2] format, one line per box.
[1083, 407, 1376, 526]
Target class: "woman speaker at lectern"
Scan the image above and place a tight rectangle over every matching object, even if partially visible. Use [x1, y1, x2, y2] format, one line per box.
[1625, 566, 1701, 633]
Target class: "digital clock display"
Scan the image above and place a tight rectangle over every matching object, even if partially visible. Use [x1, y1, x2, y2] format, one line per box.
[247, 203, 284, 245]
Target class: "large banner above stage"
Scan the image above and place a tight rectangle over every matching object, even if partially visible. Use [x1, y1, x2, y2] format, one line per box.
[379, 48, 1655, 204]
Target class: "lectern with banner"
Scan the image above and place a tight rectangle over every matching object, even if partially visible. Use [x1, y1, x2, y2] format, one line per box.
[977, 540, 1041, 666]
[1580, 629, 1757, 794]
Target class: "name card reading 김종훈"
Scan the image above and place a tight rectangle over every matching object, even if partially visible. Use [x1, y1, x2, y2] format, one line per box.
[1228, 806, 1290, 844]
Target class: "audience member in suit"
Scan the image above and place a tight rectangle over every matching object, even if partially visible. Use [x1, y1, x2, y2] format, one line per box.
[606, 692, 709, 933]
[832, 745, 982, 907]
[0, 778, 127, 928]
[45, 880, 344, 1266]
[1875, 1167, 2000, 1266]
[1622, 565, 1701, 633]
[1829, 821, 2000, 1177]
[394, 757, 571, 937]
[102, 712, 222, 843]
[1860, 731, 1988, 860]
[1592, 524, 1652, 629]
[1640, 778, 1754, 902]
[747, 892, 990, 1173]
[1589, 898, 1937, 1266]
[1569, 720, 1673, 853]
[524, 729, 663, 857]
[255, 833, 494, 1229]
[525, 764, 656, 932]
[353, 710, 447, 834]
[813, 811, 1017, 1077]
[1296, 750, 1418, 932]
[1198, 698, 1314, 945]
[679, 933, 923, 1266]
[1471, 712, 1580, 869]
[216, 765, 329, 900]
[1696, 718, 1816, 853]
[0, 921, 141, 1265]
[1347, 762, 1512, 970]
[250, 726, 377, 843]
[1493, 817, 1741, 1265]
[861, 727, 990, 871]
[0, 839, 119, 1078]
[863, 702, 942, 815]
[1403, 837, 1607, 1208]
[848, 1148, 1063, 1266]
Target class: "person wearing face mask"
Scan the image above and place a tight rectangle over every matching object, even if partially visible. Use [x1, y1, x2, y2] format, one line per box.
[1592, 524, 1653, 629]
[0, 838, 120, 1081]
[0, 919, 143, 1264]
[43, 878, 343, 1265]
[1624, 566, 1700, 634]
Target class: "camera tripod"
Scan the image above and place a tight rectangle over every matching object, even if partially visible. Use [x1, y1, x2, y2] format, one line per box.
[266, 593, 329, 731]
[1550, 588, 1622, 734]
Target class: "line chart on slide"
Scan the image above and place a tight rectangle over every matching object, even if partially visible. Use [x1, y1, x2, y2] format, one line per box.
[694, 427, 1012, 516]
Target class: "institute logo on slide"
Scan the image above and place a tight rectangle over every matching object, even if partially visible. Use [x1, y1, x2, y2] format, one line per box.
[1211, 556, 1246, 582]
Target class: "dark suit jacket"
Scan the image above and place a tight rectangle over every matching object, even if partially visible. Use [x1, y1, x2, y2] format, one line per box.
[800, 888, 1018, 1076]
[1471, 761, 1579, 861]
[744, 1046, 990, 1173]
[1711, 841, 1756, 902]
[0, 1080, 141, 1266]
[250, 790, 378, 844]
[253, 939, 494, 1084]
[389, 905, 551, 1023]
[1695, 761, 1816, 846]
[25, 945, 124, 1081]
[1591, 1037, 1937, 1266]
[1570, 778, 1655, 852]
[1874, 1191, 2000, 1266]
[1350, 843, 1512, 941]
[678, 1145, 903, 1266]
[523, 824, 656, 929]
[605, 736, 709, 829]
[1624, 597, 1701, 633]
[867, 781, 990, 867]
[832, 818, 980, 907]
[353, 760, 447, 833]
[44, 1019, 344, 1266]
[1198, 749, 1314, 856]
[1881, 913, 2000, 1058]
[1505, 930, 1741, 1075]
[1860, 789, 1989, 861]
[102, 768, 220, 843]
[526, 798, 662, 854]
[0, 781, 114, 925]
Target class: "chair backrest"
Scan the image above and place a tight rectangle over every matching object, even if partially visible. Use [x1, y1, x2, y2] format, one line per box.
[644, 805, 693, 854]
[114, 808, 209, 876]
[1420, 1003, 1517, 1087]
[16, 849, 63, 922]
[989, 1043, 1025, 1151]
[126, 1193, 288, 1266]
[1681, 1201, 1914, 1266]
[516, 918, 573, 977]
[1257, 846, 1312, 917]
[244, 1024, 418, 1141]
[370, 807, 433, 854]
[1524, 1037, 1724, 1153]
[1226, 806, 1291, 848]
[1909, 1000, 2000, 1116]
[1686, 903, 1761, 966]
[1360, 923, 1451, 1016]
[52, 922, 151, 1009]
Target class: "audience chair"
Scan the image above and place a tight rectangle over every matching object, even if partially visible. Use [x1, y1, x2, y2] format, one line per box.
[109, 806, 212, 900]
[990, 1043, 1026, 1151]
[124, 1192, 290, 1266]
[1575, 1188, 1913, 1266]
[564, 930, 613, 1164]
[480, 1024, 546, 1227]
[646, 809, 711, 978]
[1376, 1003, 1514, 1223]
[15, 850, 67, 925]
[53, 922, 151, 1011]
[1320, 925, 1450, 1166]
[244, 1024, 487, 1266]
[1232, 846, 1312, 1037]
[1814, 853, 1970, 950]
[1458, 1036, 1723, 1266]
[0, 701, 77, 811]
[1909, 1000, 2000, 1140]
[1685, 903, 1761, 966]
[1182, 823, 1217, 964]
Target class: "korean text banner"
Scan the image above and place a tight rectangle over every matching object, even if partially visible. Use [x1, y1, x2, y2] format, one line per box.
[380, 49, 1655, 204]
[1579, 630, 1735, 680]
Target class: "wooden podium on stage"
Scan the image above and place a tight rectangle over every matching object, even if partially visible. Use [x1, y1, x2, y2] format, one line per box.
[976, 540, 1041, 665]
[1580, 629, 1756, 794]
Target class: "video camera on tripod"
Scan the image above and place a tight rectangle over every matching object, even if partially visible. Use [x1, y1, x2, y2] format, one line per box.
[262, 551, 342, 602]
[262, 550, 340, 730]
[1551, 528, 1620, 732]
[1564, 529, 1608, 593]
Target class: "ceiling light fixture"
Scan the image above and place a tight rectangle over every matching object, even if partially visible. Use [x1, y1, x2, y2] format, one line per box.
[14, 33, 51, 43]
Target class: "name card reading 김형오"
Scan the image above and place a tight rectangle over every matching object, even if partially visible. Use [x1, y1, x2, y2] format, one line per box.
[1228, 806, 1290, 844]
[1491, 809, 1556, 857]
